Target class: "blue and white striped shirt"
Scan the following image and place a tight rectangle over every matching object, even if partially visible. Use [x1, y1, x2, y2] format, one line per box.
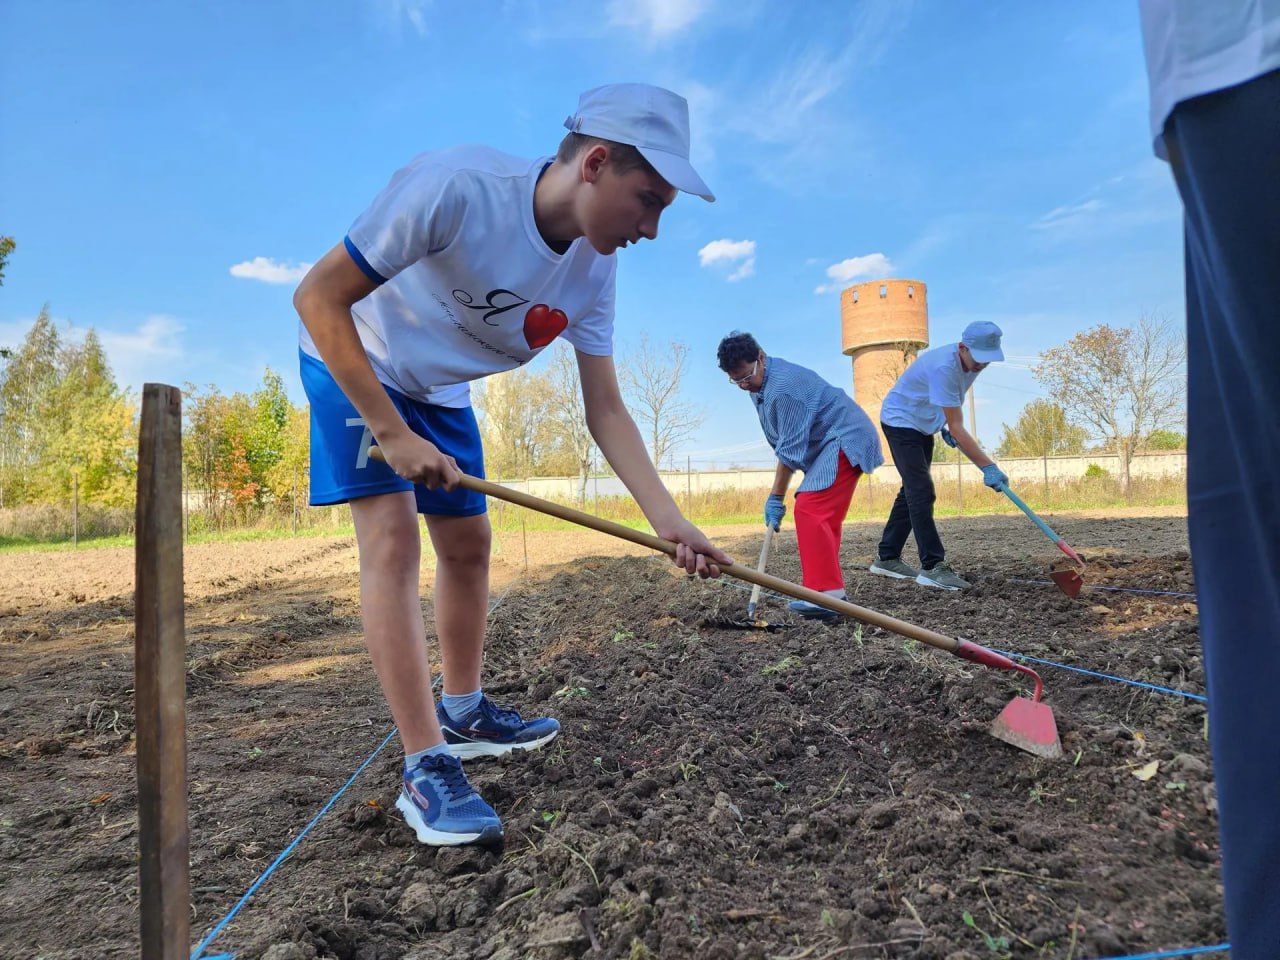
[751, 356, 884, 493]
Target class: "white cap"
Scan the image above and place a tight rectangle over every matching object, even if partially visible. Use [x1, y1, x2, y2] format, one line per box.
[961, 321, 1005, 363]
[564, 83, 715, 202]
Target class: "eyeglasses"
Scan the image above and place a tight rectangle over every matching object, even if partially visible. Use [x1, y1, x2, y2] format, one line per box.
[729, 360, 758, 386]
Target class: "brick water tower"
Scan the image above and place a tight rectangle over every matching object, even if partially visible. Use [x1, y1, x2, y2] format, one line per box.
[840, 279, 930, 448]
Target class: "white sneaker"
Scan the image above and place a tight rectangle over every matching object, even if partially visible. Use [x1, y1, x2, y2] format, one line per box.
[916, 563, 970, 591]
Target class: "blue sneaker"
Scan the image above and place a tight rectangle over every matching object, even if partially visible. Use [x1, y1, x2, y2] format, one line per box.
[395, 753, 504, 846]
[437, 696, 560, 760]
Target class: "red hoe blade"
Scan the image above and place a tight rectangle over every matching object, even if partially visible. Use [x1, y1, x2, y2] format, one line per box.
[955, 640, 1063, 758]
[999, 483, 1087, 599]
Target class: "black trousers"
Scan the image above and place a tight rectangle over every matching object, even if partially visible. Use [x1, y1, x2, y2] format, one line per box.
[876, 424, 945, 569]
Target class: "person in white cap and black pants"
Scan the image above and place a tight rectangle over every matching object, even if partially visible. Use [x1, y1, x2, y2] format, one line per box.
[293, 83, 729, 847]
[869, 321, 1008, 590]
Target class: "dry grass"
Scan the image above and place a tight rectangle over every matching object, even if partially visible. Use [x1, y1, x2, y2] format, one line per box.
[0, 474, 1185, 547]
[488, 473, 1187, 532]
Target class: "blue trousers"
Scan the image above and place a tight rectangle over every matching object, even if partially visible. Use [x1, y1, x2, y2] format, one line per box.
[1166, 68, 1280, 958]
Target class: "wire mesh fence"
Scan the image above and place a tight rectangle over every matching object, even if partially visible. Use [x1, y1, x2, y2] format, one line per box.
[0, 452, 1187, 547]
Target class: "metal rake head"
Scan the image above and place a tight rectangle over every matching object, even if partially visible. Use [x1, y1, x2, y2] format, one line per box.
[700, 616, 790, 632]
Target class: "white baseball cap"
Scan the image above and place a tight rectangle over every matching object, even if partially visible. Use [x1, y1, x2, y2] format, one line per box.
[564, 83, 715, 202]
[961, 321, 1005, 363]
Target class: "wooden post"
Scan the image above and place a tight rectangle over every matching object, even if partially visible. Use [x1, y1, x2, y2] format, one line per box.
[967, 386, 978, 447]
[1042, 452, 1050, 504]
[73, 472, 79, 548]
[135, 384, 189, 960]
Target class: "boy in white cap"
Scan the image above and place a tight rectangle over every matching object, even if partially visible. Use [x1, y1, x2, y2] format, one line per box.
[293, 83, 728, 847]
[870, 321, 1008, 590]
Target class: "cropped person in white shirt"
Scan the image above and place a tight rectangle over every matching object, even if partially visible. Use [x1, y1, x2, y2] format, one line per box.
[1139, 2, 1280, 955]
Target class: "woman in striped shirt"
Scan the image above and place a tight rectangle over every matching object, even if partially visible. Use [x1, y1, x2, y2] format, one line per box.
[717, 331, 884, 620]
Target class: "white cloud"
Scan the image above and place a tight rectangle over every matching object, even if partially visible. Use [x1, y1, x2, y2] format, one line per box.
[698, 239, 754, 266]
[374, 0, 430, 36]
[608, 0, 713, 39]
[697, 2, 909, 192]
[1, 312, 187, 396]
[1031, 198, 1103, 231]
[0, 318, 34, 352]
[727, 52, 849, 147]
[229, 257, 313, 285]
[96, 315, 187, 391]
[813, 252, 893, 294]
[698, 238, 756, 282]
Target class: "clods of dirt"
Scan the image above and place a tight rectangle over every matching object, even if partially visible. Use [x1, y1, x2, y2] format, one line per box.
[0, 515, 1220, 958]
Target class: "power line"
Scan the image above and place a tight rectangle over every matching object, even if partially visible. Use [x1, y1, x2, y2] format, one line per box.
[978, 378, 1050, 398]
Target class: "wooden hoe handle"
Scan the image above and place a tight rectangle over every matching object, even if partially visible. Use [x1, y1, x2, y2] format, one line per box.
[366, 453, 1040, 693]
[375, 456, 962, 652]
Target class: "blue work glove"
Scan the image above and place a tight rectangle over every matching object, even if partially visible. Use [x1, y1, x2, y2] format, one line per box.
[940, 426, 958, 448]
[981, 464, 1009, 490]
[764, 494, 786, 530]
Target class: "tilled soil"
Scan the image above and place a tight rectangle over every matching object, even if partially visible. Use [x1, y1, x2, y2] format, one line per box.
[0, 513, 1221, 959]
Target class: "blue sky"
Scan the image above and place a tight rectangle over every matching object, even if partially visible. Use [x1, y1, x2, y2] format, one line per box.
[0, 0, 1183, 469]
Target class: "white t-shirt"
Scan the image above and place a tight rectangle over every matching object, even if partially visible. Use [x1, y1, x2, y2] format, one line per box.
[1139, 0, 1280, 159]
[299, 146, 616, 407]
[878, 342, 979, 436]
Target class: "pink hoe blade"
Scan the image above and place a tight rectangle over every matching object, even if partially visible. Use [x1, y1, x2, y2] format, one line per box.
[992, 696, 1063, 759]
[1050, 540, 1086, 598]
[990, 665, 1062, 759]
[955, 641, 1064, 759]
[1050, 567, 1085, 598]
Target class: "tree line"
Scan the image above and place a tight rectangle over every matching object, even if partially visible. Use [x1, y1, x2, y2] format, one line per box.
[0, 308, 705, 518]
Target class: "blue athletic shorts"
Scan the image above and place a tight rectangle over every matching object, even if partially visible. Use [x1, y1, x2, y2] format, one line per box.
[299, 350, 487, 516]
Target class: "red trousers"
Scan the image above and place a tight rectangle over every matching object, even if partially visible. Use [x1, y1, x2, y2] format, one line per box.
[793, 453, 862, 592]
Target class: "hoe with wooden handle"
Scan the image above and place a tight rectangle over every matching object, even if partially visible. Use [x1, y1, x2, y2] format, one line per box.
[747, 523, 775, 620]
[997, 482, 1086, 599]
[368, 451, 1062, 759]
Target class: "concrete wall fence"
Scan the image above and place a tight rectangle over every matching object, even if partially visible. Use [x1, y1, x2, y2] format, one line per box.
[495, 452, 1187, 500]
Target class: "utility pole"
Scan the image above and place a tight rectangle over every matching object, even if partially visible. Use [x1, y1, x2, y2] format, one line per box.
[967, 385, 978, 448]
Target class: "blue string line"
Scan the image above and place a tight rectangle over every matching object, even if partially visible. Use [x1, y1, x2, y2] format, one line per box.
[990, 648, 1207, 702]
[186, 584, 515, 959]
[1087, 945, 1229, 959]
[189, 727, 398, 960]
[699, 568, 1208, 702]
[1009, 577, 1197, 599]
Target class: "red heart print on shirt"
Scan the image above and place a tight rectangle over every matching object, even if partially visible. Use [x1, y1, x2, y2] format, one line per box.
[523, 303, 568, 349]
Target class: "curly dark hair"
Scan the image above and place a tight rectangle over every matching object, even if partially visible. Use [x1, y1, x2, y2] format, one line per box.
[716, 331, 762, 372]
